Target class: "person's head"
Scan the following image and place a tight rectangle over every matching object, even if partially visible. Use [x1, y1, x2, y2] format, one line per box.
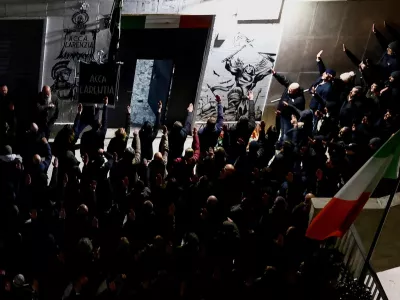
[281, 140, 294, 154]
[2, 145, 12, 155]
[370, 83, 379, 93]
[389, 71, 400, 82]
[384, 110, 392, 121]
[206, 196, 219, 217]
[272, 196, 287, 214]
[115, 127, 127, 140]
[143, 200, 154, 214]
[77, 204, 89, 215]
[32, 154, 41, 165]
[304, 193, 315, 206]
[153, 152, 163, 162]
[140, 121, 153, 136]
[349, 86, 362, 100]
[388, 41, 399, 56]
[1, 85, 8, 97]
[220, 164, 235, 179]
[322, 69, 336, 81]
[288, 82, 300, 95]
[173, 121, 183, 130]
[184, 148, 194, 160]
[42, 85, 51, 98]
[30, 123, 39, 134]
[206, 116, 217, 130]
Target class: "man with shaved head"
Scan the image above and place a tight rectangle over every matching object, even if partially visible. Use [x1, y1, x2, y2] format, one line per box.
[36, 85, 59, 139]
[271, 69, 305, 147]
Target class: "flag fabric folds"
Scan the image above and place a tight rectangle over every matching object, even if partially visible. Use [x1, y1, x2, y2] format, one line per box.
[108, 0, 123, 63]
[306, 131, 400, 241]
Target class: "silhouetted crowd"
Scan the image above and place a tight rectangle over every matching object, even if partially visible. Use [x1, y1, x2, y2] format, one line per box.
[0, 23, 399, 300]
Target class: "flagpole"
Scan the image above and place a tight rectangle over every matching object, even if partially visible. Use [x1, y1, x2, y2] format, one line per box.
[360, 168, 400, 281]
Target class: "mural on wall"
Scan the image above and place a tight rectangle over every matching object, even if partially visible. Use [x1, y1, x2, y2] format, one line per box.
[197, 32, 275, 122]
[51, 4, 99, 101]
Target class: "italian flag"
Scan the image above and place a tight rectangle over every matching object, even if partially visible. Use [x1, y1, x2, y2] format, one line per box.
[306, 131, 400, 241]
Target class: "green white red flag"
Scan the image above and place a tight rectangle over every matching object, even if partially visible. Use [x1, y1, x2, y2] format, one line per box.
[306, 131, 400, 240]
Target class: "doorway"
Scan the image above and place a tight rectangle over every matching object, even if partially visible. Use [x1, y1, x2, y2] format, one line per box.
[130, 59, 174, 126]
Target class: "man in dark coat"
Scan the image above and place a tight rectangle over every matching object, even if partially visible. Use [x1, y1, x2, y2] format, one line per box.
[168, 103, 193, 163]
[198, 94, 224, 153]
[36, 85, 59, 139]
[80, 97, 109, 160]
[272, 69, 305, 146]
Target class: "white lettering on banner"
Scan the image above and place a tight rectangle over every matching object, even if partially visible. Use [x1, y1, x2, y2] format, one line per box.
[80, 86, 115, 95]
[89, 75, 107, 83]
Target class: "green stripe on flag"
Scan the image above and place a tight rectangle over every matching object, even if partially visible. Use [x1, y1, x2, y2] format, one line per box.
[121, 16, 146, 30]
[374, 130, 400, 179]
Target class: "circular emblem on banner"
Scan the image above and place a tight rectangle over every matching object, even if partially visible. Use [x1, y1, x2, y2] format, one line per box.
[72, 11, 89, 28]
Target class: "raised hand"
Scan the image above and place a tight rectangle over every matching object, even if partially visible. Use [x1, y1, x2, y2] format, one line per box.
[342, 44, 346, 52]
[372, 23, 376, 34]
[42, 137, 48, 144]
[260, 120, 266, 130]
[162, 125, 168, 135]
[317, 50, 323, 59]
[271, 68, 276, 75]
[53, 157, 59, 168]
[78, 103, 83, 114]
[187, 103, 194, 113]
[193, 127, 198, 136]
[127, 105, 131, 114]
[158, 100, 163, 112]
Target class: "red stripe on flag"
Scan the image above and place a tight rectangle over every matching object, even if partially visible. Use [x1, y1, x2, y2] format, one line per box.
[179, 15, 213, 28]
[306, 192, 371, 240]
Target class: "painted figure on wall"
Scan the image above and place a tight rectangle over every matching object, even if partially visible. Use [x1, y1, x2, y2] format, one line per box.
[197, 32, 276, 122]
[51, 60, 75, 100]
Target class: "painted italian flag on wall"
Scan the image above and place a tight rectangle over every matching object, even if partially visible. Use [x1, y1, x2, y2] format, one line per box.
[306, 131, 400, 241]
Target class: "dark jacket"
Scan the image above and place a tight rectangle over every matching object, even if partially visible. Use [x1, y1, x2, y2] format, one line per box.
[36, 92, 59, 127]
[198, 102, 224, 152]
[139, 111, 160, 160]
[168, 111, 193, 162]
[274, 73, 305, 117]
[80, 104, 108, 159]
[309, 60, 334, 111]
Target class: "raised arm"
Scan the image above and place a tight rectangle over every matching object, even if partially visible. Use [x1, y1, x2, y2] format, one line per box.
[192, 128, 200, 162]
[125, 105, 131, 137]
[215, 95, 224, 131]
[271, 69, 292, 88]
[73, 104, 83, 139]
[41, 137, 53, 171]
[132, 131, 141, 164]
[182, 103, 194, 136]
[248, 91, 256, 130]
[316, 50, 326, 75]
[100, 97, 109, 136]
[159, 126, 169, 165]
[152, 101, 162, 140]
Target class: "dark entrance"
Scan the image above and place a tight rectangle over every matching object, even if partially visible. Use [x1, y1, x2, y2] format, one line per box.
[110, 27, 210, 128]
[0, 20, 44, 127]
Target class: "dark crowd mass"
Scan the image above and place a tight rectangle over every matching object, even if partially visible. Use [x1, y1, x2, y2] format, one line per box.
[0, 24, 399, 300]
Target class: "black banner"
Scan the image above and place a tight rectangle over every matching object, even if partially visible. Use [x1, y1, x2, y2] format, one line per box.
[78, 62, 117, 105]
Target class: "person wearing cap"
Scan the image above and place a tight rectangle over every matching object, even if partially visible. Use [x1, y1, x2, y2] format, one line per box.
[309, 50, 335, 128]
[372, 23, 400, 79]
[271, 69, 305, 147]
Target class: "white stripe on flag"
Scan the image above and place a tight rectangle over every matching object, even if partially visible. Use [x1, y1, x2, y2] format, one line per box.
[145, 15, 181, 29]
[335, 155, 392, 201]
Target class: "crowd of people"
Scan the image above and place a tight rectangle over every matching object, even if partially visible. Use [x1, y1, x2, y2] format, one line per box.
[0, 23, 399, 300]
